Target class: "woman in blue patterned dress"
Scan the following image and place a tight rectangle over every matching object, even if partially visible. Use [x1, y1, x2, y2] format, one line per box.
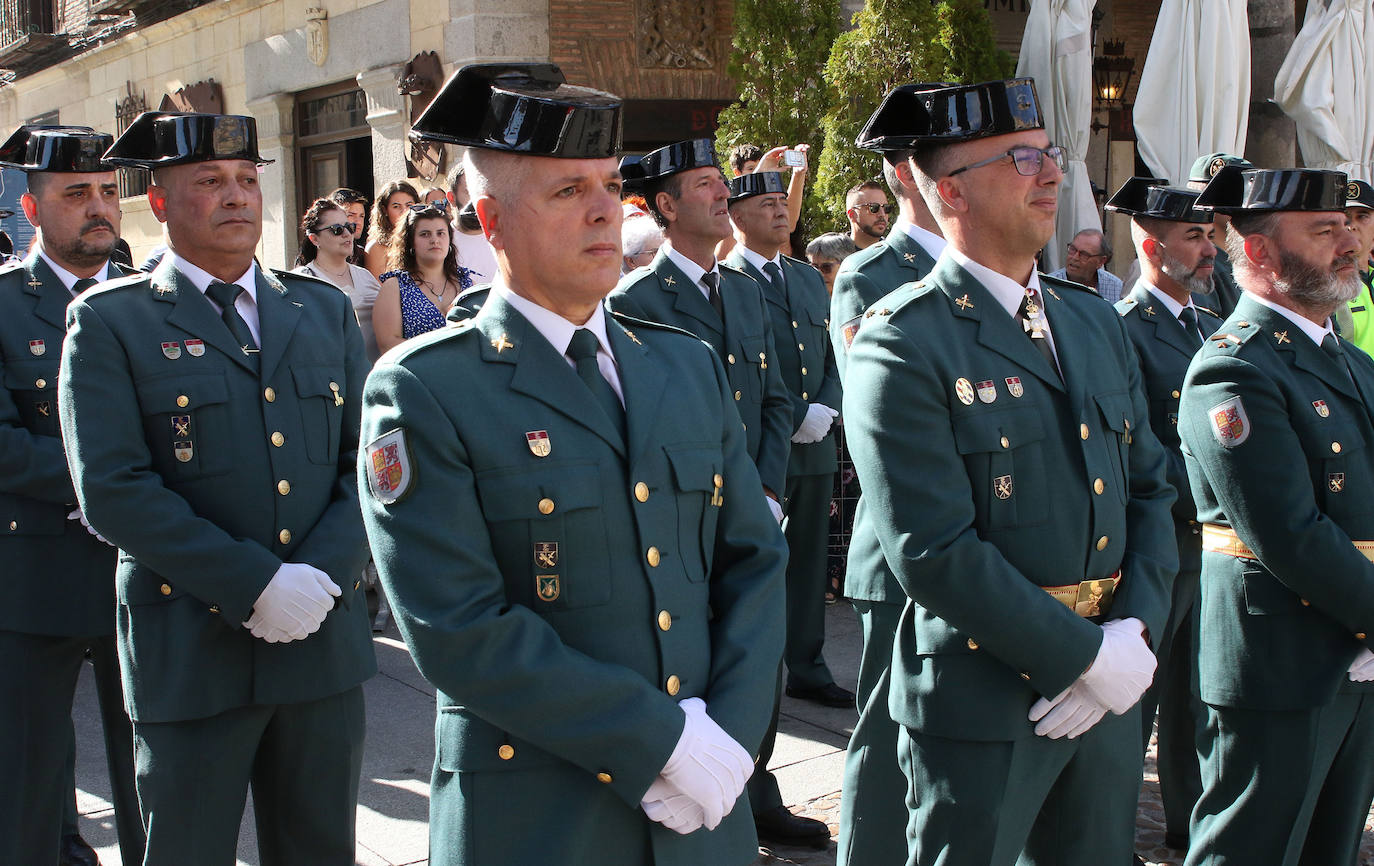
[374, 202, 473, 353]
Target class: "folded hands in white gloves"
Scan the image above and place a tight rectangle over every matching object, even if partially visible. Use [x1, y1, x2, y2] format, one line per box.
[641, 697, 753, 835]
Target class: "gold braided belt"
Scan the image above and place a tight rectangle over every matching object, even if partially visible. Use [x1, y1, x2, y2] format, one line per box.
[1203, 523, 1374, 563]
[1042, 570, 1121, 617]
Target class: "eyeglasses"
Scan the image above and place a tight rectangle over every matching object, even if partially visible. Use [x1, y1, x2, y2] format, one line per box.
[947, 145, 1067, 178]
[1066, 242, 1106, 259]
[410, 200, 449, 213]
[318, 223, 351, 237]
[856, 203, 893, 215]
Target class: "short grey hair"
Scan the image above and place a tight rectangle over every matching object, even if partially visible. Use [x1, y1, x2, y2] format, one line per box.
[462, 149, 528, 200]
[1073, 228, 1112, 262]
[622, 214, 663, 257]
[806, 232, 857, 262]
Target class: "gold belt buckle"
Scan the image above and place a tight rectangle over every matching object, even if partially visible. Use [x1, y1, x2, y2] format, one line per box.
[1073, 577, 1116, 617]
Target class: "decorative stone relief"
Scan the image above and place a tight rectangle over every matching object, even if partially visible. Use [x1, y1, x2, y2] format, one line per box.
[638, 0, 713, 69]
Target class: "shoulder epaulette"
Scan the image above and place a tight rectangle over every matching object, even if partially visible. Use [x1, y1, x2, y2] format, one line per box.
[1041, 272, 1093, 295]
[273, 267, 333, 288]
[1114, 297, 1139, 318]
[1195, 304, 1220, 318]
[609, 309, 699, 341]
[1206, 318, 1262, 352]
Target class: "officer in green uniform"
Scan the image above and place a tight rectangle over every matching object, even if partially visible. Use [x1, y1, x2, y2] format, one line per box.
[1178, 166, 1374, 866]
[361, 63, 786, 866]
[0, 125, 144, 866]
[831, 84, 949, 866]
[723, 171, 850, 707]
[59, 112, 376, 865]
[608, 139, 812, 846]
[831, 83, 947, 377]
[1105, 177, 1222, 854]
[1186, 153, 1254, 318]
[1335, 180, 1374, 353]
[843, 79, 1177, 866]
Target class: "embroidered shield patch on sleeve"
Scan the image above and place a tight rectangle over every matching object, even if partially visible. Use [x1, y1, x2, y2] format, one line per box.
[366, 428, 413, 504]
[1209, 396, 1250, 447]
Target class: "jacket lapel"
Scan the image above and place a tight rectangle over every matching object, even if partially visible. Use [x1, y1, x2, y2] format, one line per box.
[475, 295, 626, 456]
[607, 314, 666, 463]
[938, 257, 1065, 393]
[158, 261, 257, 373]
[885, 230, 938, 280]
[1238, 296, 1360, 401]
[23, 254, 74, 330]
[1129, 286, 1202, 361]
[654, 250, 723, 339]
[255, 269, 302, 383]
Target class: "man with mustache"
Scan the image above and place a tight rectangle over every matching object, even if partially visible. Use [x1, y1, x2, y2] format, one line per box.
[361, 64, 785, 865]
[1186, 153, 1254, 317]
[845, 181, 891, 252]
[609, 138, 816, 849]
[1335, 180, 1374, 355]
[1105, 177, 1222, 857]
[0, 125, 144, 866]
[843, 79, 1176, 865]
[59, 112, 376, 864]
[1178, 166, 1374, 866]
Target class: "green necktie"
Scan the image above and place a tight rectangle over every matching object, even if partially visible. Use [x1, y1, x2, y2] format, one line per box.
[567, 328, 624, 440]
[1178, 306, 1203, 349]
[206, 280, 259, 369]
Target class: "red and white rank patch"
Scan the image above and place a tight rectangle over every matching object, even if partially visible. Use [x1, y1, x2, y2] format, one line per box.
[366, 428, 413, 504]
[1209, 396, 1250, 448]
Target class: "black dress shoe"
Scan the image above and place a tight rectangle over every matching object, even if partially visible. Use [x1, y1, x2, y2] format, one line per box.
[754, 805, 831, 850]
[59, 834, 101, 866]
[1164, 831, 1190, 851]
[785, 681, 855, 708]
[1134, 855, 1148, 866]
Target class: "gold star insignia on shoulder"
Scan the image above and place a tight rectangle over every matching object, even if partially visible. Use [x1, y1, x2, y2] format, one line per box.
[155, 284, 174, 295]
[955, 294, 974, 310]
[1274, 330, 1291, 345]
[491, 333, 513, 353]
[1044, 286, 1061, 300]
[1235, 321, 1250, 328]
[623, 329, 641, 345]
[902, 252, 915, 262]
[664, 275, 676, 285]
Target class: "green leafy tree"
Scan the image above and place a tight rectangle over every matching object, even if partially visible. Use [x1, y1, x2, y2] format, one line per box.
[714, 0, 841, 236]
[813, 0, 1015, 231]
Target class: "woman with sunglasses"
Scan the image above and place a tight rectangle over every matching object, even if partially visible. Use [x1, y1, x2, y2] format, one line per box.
[294, 197, 383, 363]
[374, 203, 474, 353]
[363, 179, 420, 278]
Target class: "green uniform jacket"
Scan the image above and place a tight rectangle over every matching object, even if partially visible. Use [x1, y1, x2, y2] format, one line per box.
[0, 254, 135, 637]
[725, 250, 840, 477]
[59, 261, 377, 723]
[844, 258, 1177, 741]
[829, 230, 939, 379]
[1116, 286, 1223, 572]
[1178, 294, 1374, 710]
[1202, 247, 1242, 318]
[447, 283, 491, 323]
[608, 250, 792, 494]
[358, 295, 786, 865]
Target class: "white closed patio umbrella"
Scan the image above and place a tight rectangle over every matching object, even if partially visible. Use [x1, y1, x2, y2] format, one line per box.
[1133, 0, 1250, 188]
[1016, 0, 1097, 273]
[1275, 0, 1374, 182]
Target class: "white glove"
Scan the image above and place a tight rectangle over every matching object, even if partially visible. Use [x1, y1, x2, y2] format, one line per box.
[641, 775, 706, 835]
[765, 495, 784, 524]
[1077, 618, 1157, 714]
[67, 507, 111, 546]
[243, 563, 340, 643]
[1350, 647, 1374, 682]
[653, 697, 753, 831]
[1028, 684, 1108, 739]
[791, 404, 838, 444]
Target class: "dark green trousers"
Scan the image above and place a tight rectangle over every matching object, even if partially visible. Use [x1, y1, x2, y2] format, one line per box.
[0, 630, 141, 866]
[747, 664, 785, 813]
[133, 685, 365, 866]
[838, 598, 906, 866]
[1185, 693, 1374, 866]
[899, 707, 1143, 866]
[1138, 565, 1204, 841]
[781, 472, 836, 690]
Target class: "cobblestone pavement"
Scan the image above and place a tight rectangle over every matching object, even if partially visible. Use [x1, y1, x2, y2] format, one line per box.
[754, 728, 1374, 866]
